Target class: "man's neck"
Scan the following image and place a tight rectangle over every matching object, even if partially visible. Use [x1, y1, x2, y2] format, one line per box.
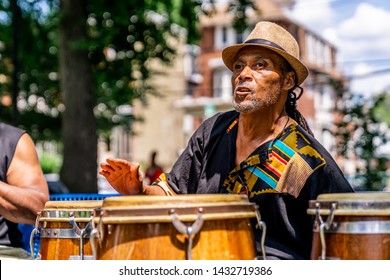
[237, 109, 287, 141]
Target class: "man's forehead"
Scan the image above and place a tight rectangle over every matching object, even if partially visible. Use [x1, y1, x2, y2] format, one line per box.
[235, 46, 282, 61]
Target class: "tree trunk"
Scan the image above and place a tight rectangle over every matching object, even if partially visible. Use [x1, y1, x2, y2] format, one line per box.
[58, 0, 97, 193]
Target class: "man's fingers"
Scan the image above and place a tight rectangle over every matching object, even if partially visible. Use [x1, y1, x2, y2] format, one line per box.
[99, 170, 110, 177]
[100, 163, 115, 172]
[106, 158, 132, 171]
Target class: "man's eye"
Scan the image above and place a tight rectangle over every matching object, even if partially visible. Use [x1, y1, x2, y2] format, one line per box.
[254, 62, 265, 69]
[233, 63, 244, 70]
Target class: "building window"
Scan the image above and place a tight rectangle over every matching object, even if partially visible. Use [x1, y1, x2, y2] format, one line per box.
[213, 68, 232, 100]
[222, 26, 228, 45]
[306, 32, 335, 70]
[183, 44, 200, 79]
[215, 25, 227, 49]
[215, 25, 252, 50]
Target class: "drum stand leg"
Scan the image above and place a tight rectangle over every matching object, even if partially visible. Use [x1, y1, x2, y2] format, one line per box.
[30, 212, 42, 260]
[170, 208, 204, 260]
[255, 209, 267, 260]
[315, 202, 337, 260]
[69, 213, 93, 260]
[89, 228, 99, 260]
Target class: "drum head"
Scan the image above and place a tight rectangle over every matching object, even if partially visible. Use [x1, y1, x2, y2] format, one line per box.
[307, 192, 390, 216]
[101, 193, 249, 207]
[44, 200, 103, 210]
[96, 194, 258, 223]
[39, 200, 103, 222]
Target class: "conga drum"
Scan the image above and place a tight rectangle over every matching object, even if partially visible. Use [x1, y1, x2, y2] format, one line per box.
[31, 200, 102, 260]
[90, 194, 266, 260]
[307, 192, 390, 260]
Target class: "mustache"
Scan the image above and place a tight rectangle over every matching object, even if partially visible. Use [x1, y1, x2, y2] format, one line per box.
[234, 83, 254, 93]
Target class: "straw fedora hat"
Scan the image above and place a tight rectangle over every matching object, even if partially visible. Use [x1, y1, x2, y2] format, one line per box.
[222, 21, 309, 85]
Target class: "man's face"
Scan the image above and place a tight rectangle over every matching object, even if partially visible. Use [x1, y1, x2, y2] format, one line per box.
[231, 46, 291, 114]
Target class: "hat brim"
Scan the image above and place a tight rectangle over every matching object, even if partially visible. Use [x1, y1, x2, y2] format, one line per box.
[222, 43, 309, 85]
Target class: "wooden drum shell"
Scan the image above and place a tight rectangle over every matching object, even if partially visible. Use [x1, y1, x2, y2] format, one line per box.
[92, 194, 259, 260]
[308, 192, 390, 260]
[37, 200, 102, 260]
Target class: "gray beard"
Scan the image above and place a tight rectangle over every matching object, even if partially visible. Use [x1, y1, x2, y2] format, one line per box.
[232, 88, 281, 113]
[233, 98, 261, 113]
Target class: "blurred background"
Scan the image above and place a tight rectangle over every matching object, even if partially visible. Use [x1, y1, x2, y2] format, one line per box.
[0, 0, 389, 194]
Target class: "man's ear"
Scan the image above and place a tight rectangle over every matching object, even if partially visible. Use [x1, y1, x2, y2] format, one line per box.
[283, 71, 296, 90]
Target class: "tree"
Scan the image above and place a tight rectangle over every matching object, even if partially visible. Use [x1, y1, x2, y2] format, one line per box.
[59, 0, 97, 192]
[0, 0, 62, 140]
[0, 0, 257, 193]
[334, 81, 389, 191]
[373, 91, 390, 126]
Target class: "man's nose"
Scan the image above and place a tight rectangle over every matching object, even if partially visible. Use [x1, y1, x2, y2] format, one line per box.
[239, 66, 252, 80]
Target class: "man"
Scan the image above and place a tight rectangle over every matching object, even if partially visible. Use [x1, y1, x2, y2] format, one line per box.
[100, 21, 354, 259]
[144, 150, 164, 185]
[0, 122, 49, 259]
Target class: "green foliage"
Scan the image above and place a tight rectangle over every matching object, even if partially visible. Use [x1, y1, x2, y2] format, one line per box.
[0, 0, 210, 142]
[0, 0, 61, 140]
[228, 0, 259, 33]
[87, 0, 184, 130]
[39, 152, 62, 174]
[0, 0, 253, 140]
[373, 91, 390, 126]
[334, 82, 390, 191]
[0, 0, 257, 143]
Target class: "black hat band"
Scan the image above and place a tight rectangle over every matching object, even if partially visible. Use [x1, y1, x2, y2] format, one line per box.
[244, 38, 286, 52]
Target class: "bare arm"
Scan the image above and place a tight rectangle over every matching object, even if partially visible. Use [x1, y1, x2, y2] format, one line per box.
[0, 133, 49, 225]
[99, 158, 167, 195]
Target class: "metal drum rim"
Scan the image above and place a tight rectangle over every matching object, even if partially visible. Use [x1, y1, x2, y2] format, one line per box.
[307, 192, 390, 215]
[100, 194, 251, 209]
[93, 203, 259, 224]
[313, 191, 390, 201]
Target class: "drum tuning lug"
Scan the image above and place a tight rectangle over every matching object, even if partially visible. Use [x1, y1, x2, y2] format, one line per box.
[170, 208, 204, 260]
[316, 202, 337, 260]
[254, 209, 267, 260]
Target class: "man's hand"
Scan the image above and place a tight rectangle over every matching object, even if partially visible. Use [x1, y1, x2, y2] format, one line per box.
[99, 158, 143, 195]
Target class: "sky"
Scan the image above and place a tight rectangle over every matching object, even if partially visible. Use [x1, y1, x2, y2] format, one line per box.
[286, 0, 390, 96]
